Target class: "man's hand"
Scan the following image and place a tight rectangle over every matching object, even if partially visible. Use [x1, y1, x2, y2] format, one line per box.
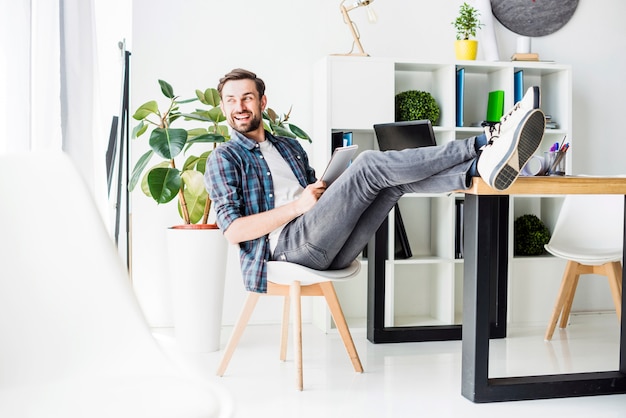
[223, 180, 327, 245]
[294, 180, 326, 215]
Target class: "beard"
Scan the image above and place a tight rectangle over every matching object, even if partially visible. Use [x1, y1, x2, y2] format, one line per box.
[230, 111, 262, 134]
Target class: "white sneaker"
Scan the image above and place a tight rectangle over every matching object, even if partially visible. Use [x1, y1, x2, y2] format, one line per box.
[477, 102, 545, 190]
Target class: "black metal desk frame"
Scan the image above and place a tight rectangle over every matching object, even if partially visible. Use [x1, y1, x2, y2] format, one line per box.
[462, 192, 626, 402]
[367, 176, 626, 402]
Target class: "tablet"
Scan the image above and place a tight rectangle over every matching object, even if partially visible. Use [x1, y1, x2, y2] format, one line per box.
[320, 144, 358, 186]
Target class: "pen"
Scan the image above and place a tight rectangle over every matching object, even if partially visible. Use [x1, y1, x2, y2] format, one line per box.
[548, 143, 569, 175]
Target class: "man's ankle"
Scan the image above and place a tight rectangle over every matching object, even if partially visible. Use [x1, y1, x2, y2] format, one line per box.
[475, 133, 488, 152]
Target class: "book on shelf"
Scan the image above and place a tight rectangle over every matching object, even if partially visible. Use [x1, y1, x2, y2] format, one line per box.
[485, 90, 504, 123]
[514, 70, 524, 103]
[544, 115, 558, 129]
[331, 130, 344, 152]
[456, 67, 465, 127]
[455, 198, 464, 259]
[393, 203, 412, 260]
[342, 131, 353, 147]
[511, 52, 539, 61]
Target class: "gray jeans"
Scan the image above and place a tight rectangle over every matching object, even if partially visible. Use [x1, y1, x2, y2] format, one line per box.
[272, 136, 479, 270]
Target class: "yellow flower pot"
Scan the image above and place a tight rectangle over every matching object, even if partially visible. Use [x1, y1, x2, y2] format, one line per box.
[455, 40, 478, 60]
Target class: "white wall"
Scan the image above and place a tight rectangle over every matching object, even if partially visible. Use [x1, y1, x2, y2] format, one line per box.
[130, 0, 626, 327]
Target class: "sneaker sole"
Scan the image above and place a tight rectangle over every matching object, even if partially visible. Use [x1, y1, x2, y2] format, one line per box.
[491, 110, 546, 191]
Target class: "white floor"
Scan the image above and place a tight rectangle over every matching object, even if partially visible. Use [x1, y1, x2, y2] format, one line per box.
[153, 313, 626, 418]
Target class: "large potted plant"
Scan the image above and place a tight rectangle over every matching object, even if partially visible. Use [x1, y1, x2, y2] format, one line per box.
[130, 80, 230, 352]
[452, 2, 484, 60]
[130, 80, 310, 352]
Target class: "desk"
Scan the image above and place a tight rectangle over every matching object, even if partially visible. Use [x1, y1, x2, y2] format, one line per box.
[462, 176, 626, 402]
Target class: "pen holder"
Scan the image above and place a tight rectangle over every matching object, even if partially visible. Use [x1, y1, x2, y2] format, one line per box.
[544, 151, 565, 176]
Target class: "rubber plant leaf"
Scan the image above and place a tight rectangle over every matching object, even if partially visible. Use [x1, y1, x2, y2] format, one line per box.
[147, 167, 181, 204]
[181, 170, 208, 224]
[149, 127, 187, 160]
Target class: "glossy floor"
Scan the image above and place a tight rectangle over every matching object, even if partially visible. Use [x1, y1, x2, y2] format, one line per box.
[154, 313, 626, 418]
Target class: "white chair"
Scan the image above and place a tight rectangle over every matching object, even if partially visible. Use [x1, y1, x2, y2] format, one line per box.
[0, 151, 232, 418]
[216, 260, 363, 390]
[543, 194, 624, 341]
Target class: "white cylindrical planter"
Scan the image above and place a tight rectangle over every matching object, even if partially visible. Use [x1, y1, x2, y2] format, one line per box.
[166, 225, 228, 352]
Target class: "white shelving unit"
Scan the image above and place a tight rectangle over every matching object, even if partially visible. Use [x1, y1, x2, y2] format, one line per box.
[312, 56, 574, 336]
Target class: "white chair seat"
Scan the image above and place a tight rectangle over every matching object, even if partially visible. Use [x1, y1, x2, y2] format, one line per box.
[544, 244, 622, 266]
[267, 259, 361, 285]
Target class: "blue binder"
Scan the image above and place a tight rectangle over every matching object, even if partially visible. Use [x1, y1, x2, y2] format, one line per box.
[514, 70, 524, 104]
[456, 68, 465, 127]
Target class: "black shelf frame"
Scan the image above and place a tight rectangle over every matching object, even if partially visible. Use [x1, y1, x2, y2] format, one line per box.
[366, 200, 508, 344]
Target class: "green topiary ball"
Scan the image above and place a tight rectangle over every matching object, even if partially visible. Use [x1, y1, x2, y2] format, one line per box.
[395, 90, 440, 124]
[514, 214, 551, 256]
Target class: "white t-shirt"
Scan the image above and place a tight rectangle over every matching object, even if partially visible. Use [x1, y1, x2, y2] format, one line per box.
[258, 140, 304, 253]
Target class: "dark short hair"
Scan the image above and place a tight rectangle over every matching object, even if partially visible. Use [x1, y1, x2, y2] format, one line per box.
[217, 68, 266, 98]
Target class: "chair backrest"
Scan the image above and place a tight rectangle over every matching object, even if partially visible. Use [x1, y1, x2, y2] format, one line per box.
[546, 194, 624, 260]
[0, 151, 165, 384]
[0, 151, 231, 417]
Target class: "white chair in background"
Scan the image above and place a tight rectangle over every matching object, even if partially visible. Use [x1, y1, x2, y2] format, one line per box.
[216, 260, 363, 391]
[543, 194, 624, 341]
[0, 152, 232, 418]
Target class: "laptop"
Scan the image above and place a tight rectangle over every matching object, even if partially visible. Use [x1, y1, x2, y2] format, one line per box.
[373, 120, 437, 151]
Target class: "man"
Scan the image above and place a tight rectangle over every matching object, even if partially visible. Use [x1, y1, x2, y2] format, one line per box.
[205, 68, 545, 293]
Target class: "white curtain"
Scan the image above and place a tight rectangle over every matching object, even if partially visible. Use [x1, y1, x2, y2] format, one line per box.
[1, 0, 129, 232]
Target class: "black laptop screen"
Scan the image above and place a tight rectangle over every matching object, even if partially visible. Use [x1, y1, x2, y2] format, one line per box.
[373, 120, 437, 151]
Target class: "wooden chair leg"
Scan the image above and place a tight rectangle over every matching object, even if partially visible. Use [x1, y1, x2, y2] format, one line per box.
[319, 281, 363, 373]
[545, 260, 578, 340]
[290, 281, 303, 391]
[279, 293, 290, 361]
[559, 273, 580, 329]
[604, 261, 623, 321]
[216, 292, 261, 376]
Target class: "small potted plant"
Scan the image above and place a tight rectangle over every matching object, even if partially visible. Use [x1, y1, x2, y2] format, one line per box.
[395, 90, 440, 125]
[452, 2, 484, 60]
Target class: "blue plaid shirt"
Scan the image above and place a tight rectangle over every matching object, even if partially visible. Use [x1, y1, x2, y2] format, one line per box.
[205, 130, 316, 293]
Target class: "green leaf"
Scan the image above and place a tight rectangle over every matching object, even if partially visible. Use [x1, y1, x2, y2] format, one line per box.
[208, 106, 226, 123]
[182, 151, 211, 174]
[286, 123, 311, 143]
[132, 120, 148, 138]
[216, 124, 230, 138]
[186, 133, 226, 144]
[149, 128, 187, 159]
[181, 111, 214, 123]
[182, 154, 202, 172]
[147, 167, 181, 204]
[181, 170, 208, 224]
[132, 101, 159, 120]
[140, 161, 169, 197]
[272, 125, 295, 139]
[204, 88, 221, 107]
[128, 149, 154, 191]
[158, 80, 175, 99]
[264, 108, 279, 123]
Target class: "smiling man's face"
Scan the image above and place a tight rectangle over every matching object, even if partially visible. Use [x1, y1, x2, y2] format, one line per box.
[220, 78, 267, 141]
